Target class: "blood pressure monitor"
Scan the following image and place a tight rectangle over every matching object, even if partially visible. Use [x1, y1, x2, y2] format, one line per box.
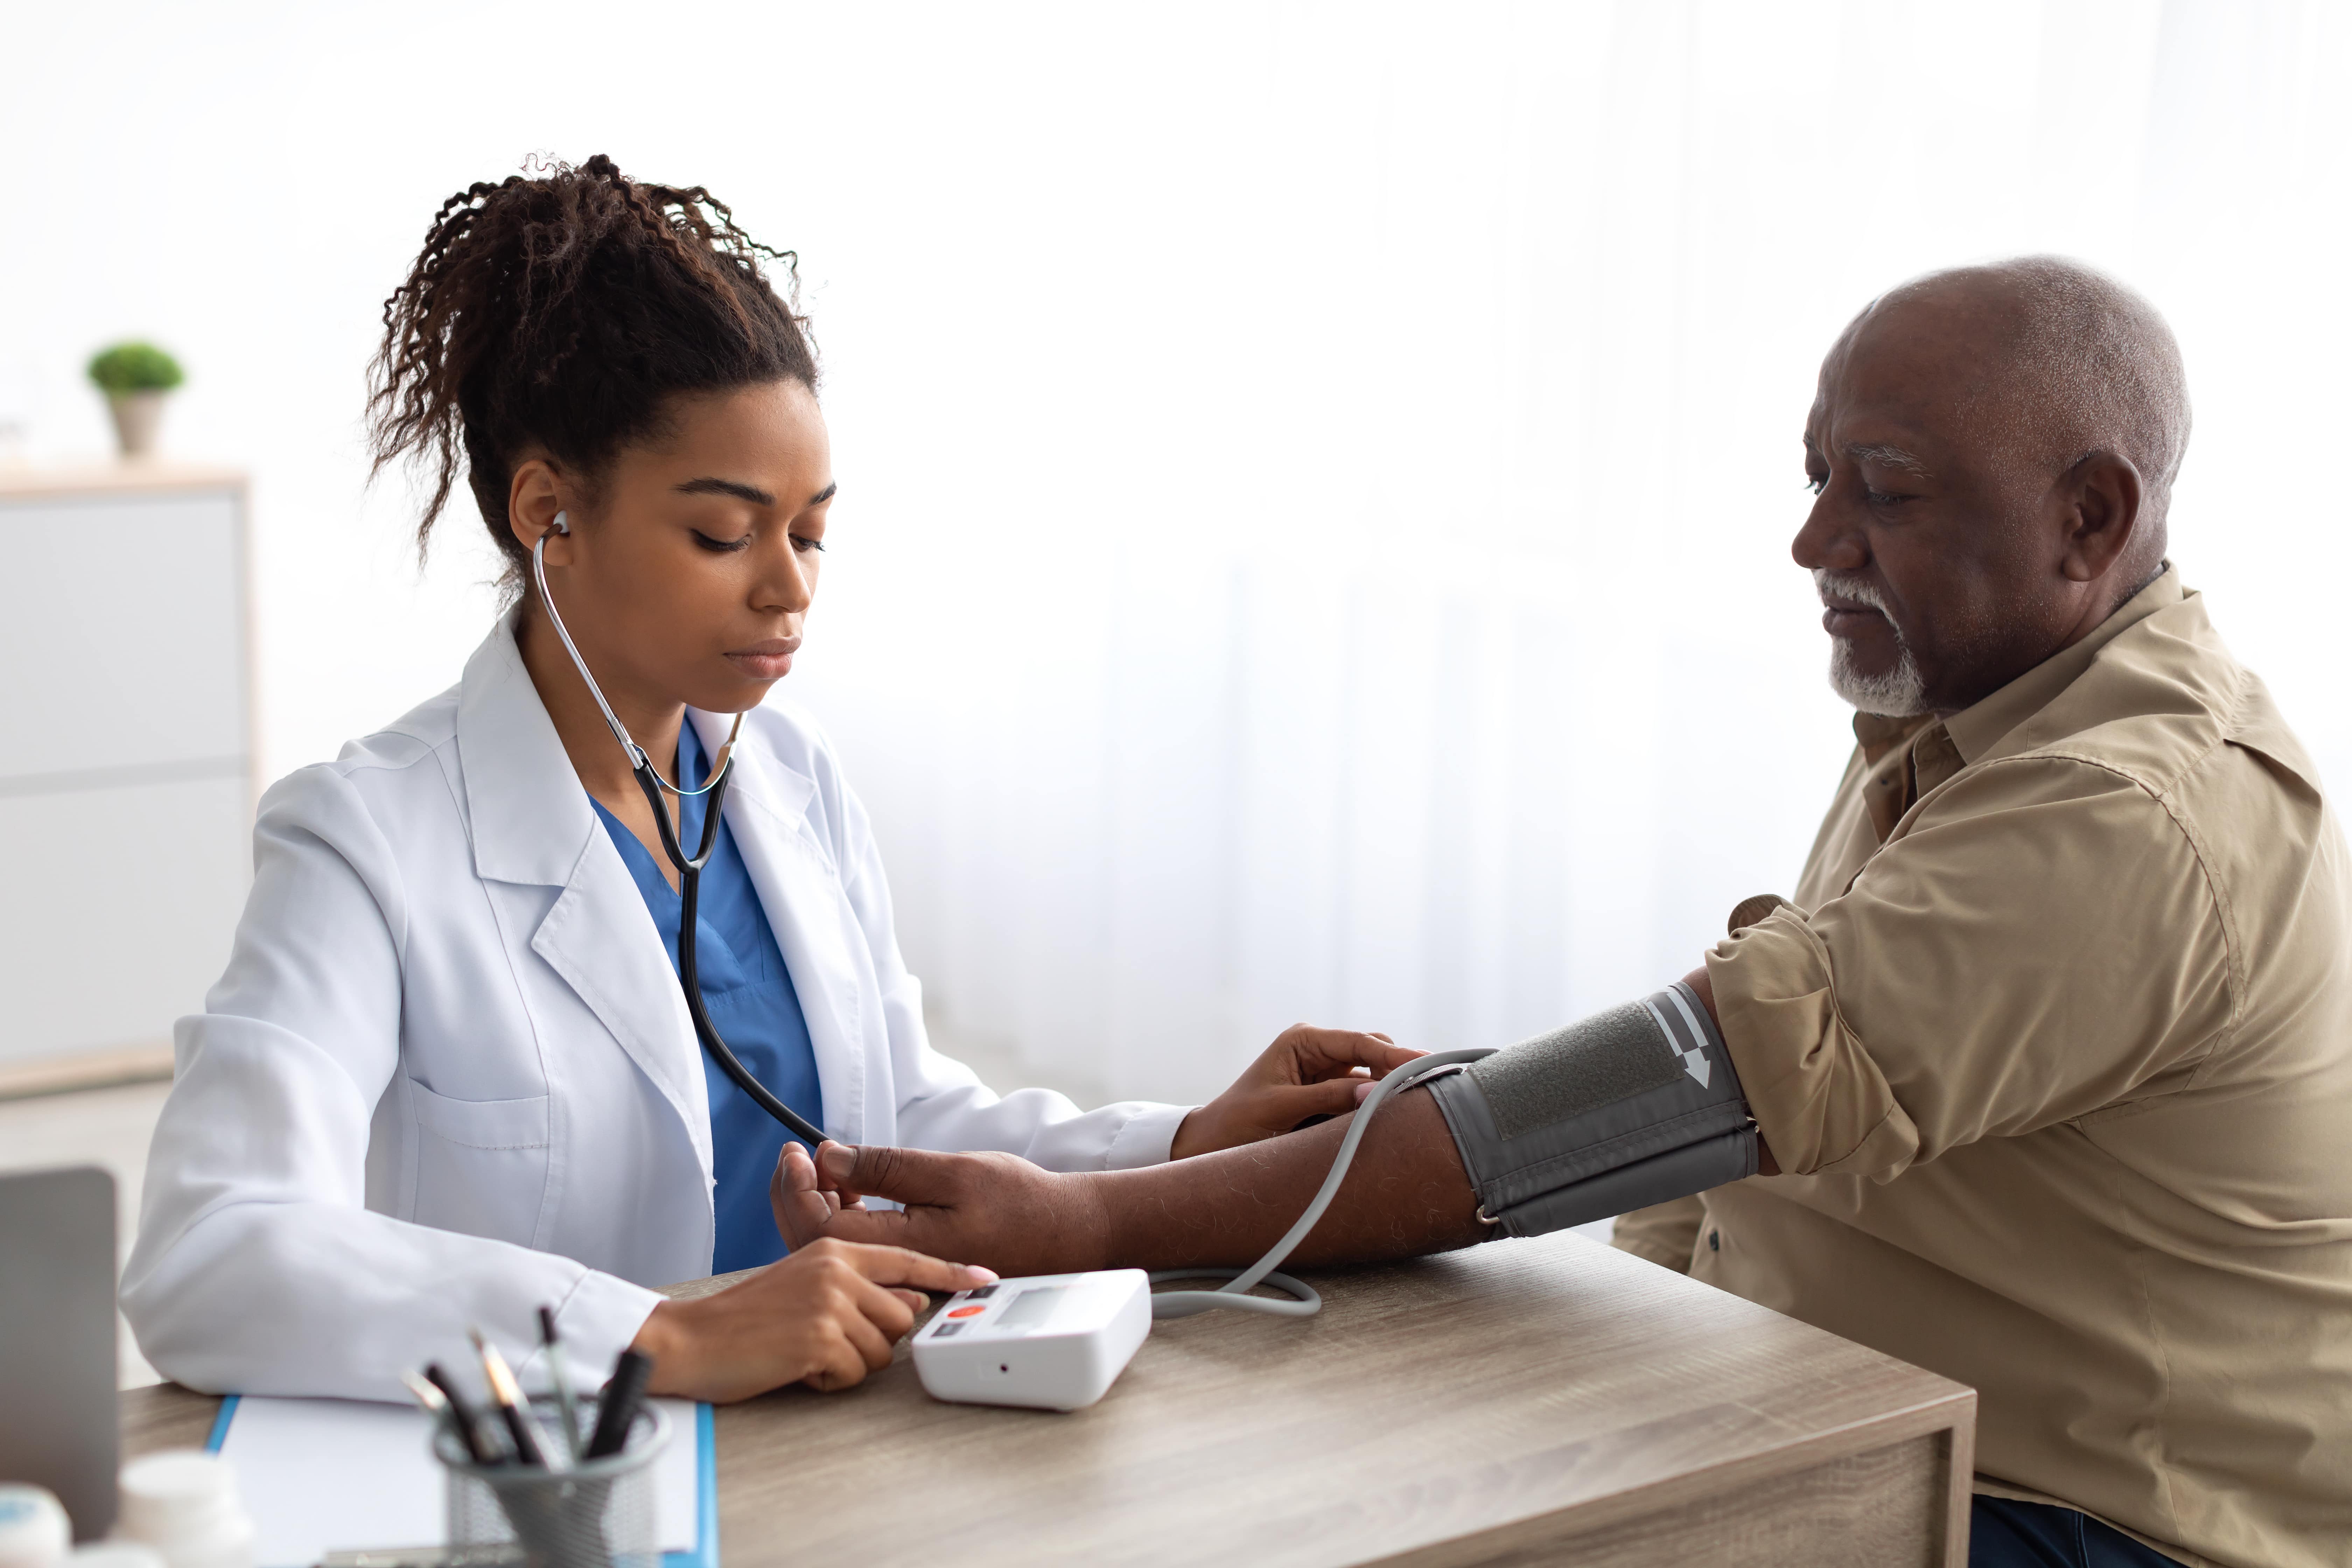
[911, 1269, 1153, 1411]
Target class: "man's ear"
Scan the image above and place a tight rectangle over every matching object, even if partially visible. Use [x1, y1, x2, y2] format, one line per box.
[507, 458, 571, 560]
[2056, 449, 2143, 584]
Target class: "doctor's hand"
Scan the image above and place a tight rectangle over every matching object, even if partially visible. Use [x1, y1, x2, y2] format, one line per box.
[631, 1238, 996, 1403]
[772, 1140, 1110, 1280]
[1168, 1025, 1424, 1159]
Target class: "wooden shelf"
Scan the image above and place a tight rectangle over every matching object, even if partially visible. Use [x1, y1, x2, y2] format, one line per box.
[0, 461, 246, 502]
[0, 1041, 175, 1101]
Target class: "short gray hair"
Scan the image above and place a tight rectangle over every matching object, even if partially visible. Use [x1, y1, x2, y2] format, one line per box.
[1877, 256, 2193, 530]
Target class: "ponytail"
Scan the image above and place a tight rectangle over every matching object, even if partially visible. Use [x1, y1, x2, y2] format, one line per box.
[366, 154, 816, 586]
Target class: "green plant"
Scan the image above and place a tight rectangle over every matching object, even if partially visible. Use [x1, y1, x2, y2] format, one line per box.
[86, 341, 185, 394]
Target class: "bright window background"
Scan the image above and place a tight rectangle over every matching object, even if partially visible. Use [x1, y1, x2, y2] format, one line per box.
[6, 1, 2345, 1105]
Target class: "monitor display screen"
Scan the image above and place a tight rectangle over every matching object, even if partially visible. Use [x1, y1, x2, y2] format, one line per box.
[995, 1284, 1069, 1333]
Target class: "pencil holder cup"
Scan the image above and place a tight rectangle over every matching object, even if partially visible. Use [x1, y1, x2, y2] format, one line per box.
[433, 1398, 670, 1568]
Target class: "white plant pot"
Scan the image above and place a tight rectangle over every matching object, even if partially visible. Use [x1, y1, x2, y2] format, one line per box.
[106, 390, 168, 459]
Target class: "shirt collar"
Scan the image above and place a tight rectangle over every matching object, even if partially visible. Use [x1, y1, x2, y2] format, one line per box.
[459, 608, 600, 887]
[1851, 710, 1934, 765]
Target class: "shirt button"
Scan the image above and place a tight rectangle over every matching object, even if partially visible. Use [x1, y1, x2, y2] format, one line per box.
[1708, 1230, 1721, 1252]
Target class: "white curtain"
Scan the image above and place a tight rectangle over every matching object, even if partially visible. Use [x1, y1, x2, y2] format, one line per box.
[789, 0, 2352, 1101]
[7, 2, 2347, 1105]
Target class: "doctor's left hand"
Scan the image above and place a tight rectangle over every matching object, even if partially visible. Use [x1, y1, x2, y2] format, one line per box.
[1168, 1025, 1424, 1159]
[631, 1238, 996, 1403]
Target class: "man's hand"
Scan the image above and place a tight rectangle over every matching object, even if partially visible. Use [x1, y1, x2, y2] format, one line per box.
[1170, 1026, 1425, 1159]
[631, 1238, 995, 1403]
[772, 1087, 1485, 1279]
[771, 1141, 1113, 1279]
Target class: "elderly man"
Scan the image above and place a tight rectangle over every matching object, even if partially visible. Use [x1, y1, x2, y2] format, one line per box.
[776, 259, 2351, 1568]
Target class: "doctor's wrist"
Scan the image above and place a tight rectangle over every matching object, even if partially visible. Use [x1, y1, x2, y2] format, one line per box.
[629, 1301, 694, 1387]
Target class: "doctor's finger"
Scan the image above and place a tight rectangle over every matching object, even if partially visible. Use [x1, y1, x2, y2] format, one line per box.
[845, 1272, 920, 1342]
[777, 1141, 826, 1196]
[1283, 1027, 1426, 1080]
[835, 1302, 900, 1372]
[773, 1194, 834, 1250]
[840, 1241, 997, 1295]
[770, 1149, 839, 1248]
[806, 1332, 877, 1392]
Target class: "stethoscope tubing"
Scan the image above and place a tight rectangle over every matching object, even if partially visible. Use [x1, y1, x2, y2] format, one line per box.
[532, 527, 827, 1150]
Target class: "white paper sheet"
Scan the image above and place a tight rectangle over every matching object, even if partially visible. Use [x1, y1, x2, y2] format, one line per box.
[216, 1396, 697, 1568]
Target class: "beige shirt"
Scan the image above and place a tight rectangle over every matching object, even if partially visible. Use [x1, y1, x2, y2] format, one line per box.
[1614, 569, 2352, 1568]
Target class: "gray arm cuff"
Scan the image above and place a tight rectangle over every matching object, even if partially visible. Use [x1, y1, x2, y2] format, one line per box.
[1428, 982, 1758, 1238]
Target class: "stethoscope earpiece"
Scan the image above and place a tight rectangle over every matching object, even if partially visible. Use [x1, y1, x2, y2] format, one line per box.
[550, 510, 571, 537]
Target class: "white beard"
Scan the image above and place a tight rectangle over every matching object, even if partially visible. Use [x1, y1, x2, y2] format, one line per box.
[1816, 571, 1929, 718]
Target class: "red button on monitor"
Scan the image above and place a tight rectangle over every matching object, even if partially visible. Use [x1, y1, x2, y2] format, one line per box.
[946, 1305, 987, 1319]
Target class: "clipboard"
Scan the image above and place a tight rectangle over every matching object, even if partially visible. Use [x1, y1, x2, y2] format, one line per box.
[205, 1394, 716, 1568]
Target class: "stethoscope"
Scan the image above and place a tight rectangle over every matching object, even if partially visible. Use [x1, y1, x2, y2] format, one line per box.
[532, 515, 827, 1148]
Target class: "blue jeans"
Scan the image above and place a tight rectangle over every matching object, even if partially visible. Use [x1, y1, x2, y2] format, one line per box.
[1972, 1497, 2184, 1567]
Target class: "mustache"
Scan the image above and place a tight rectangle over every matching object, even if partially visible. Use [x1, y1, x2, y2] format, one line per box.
[1814, 569, 1894, 619]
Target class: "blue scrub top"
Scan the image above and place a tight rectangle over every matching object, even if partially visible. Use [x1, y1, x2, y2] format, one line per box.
[589, 722, 823, 1275]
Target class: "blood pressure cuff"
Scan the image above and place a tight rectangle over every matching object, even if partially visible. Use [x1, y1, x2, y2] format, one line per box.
[1426, 983, 1757, 1238]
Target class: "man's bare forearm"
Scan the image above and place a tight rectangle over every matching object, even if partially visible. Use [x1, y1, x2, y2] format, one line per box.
[1091, 1085, 1490, 1269]
[788, 963, 1765, 1276]
[790, 1074, 1492, 1275]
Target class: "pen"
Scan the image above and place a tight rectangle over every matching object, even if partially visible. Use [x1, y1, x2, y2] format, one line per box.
[537, 1306, 583, 1463]
[584, 1348, 653, 1460]
[469, 1328, 548, 1468]
[420, 1362, 499, 1466]
[399, 1368, 463, 1457]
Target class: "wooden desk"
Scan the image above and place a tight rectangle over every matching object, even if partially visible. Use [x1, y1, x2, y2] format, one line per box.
[121, 1235, 1974, 1566]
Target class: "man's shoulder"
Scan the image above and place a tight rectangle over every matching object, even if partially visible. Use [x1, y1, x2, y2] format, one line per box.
[2005, 592, 2322, 810]
[1974, 596, 2346, 1012]
[1900, 588, 2340, 949]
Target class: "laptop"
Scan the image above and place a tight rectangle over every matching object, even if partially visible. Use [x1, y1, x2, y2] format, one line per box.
[0, 1165, 118, 1540]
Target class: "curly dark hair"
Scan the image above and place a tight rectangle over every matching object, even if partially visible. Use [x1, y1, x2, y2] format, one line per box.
[367, 153, 817, 583]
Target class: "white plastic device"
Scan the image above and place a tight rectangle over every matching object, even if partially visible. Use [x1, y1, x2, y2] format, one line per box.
[910, 1269, 1152, 1412]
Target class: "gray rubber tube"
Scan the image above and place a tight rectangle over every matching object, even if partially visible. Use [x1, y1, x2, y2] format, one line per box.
[1147, 1048, 1498, 1319]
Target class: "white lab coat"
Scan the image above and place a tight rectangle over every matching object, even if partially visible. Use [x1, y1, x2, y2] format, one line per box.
[122, 613, 1187, 1399]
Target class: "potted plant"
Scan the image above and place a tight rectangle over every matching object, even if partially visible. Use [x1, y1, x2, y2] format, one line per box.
[87, 341, 185, 460]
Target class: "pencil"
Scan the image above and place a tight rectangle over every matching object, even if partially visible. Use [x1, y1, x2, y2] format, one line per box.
[469, 1328, 547, 1468]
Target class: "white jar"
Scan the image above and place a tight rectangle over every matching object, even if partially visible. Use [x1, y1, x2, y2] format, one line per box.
[112, 1456, 252, 1568]
[70, 1546, 166, 1568]
[0, 1485, 71, 1568]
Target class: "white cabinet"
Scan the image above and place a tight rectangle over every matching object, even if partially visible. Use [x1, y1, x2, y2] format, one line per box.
[0, 465, 252, 1088]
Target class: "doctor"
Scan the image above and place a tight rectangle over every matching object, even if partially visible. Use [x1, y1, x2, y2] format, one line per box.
[123, 155, 1410, 1405]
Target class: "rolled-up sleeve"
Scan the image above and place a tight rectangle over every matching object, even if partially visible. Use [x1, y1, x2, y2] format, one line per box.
[1613, 1196, 1707, 1272]
[1706, 755, 2235, 1181]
